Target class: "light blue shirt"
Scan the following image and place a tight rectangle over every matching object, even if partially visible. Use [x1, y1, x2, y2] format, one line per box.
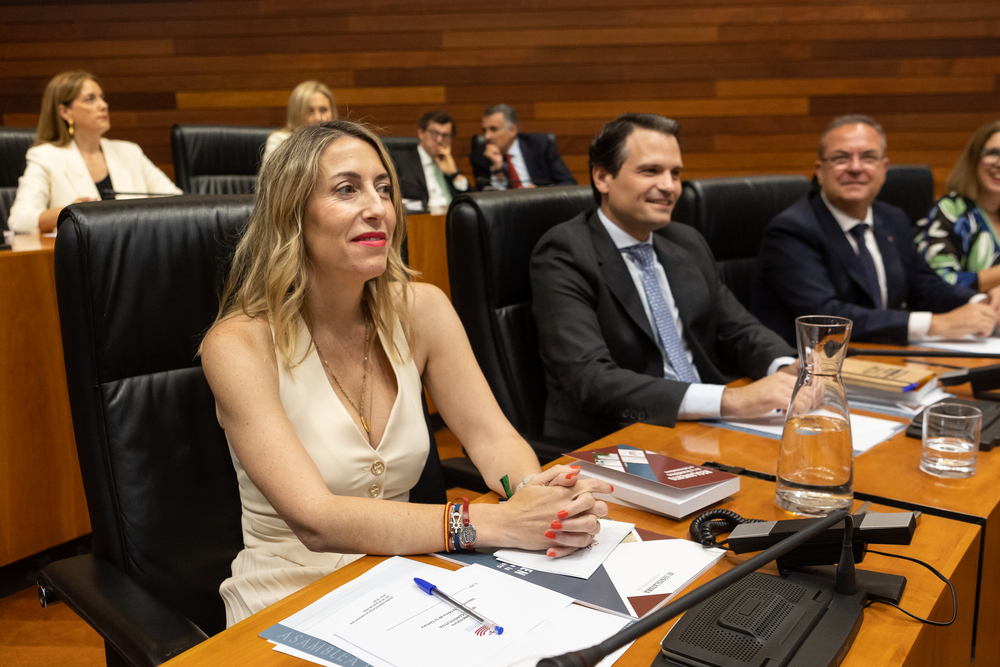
[598, 209, 791, 420]
[489, 137, 533, 190]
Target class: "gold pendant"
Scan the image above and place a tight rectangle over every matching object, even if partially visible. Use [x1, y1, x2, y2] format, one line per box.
[361, 416, 370, 434]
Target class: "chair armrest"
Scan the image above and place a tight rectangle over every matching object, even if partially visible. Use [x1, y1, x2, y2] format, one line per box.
[38, 554, 208, 667]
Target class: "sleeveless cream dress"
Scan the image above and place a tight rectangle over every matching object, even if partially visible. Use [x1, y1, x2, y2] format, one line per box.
[219, 322, 430, 626]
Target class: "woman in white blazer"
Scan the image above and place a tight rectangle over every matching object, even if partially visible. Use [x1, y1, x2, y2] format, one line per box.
[8, 70, 182, 233]
[262, 81, 337, 161]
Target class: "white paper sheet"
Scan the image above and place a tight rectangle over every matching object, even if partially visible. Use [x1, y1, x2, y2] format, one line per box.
[713, 411, 905, 455]
[314, 563, 573, 667]
[602, 539, 725, 617]
[493, 519, 636, 579]
[916, 336, 1000, 356]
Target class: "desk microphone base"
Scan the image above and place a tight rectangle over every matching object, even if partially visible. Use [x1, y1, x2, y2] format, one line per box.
[656, 570, 866, 667]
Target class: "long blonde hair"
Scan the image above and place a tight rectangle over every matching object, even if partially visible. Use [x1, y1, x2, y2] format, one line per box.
[282, 81, 338, 133]
[209, 120, 412, 368]
[947, 120, 1000, 201]
[35, 70, 97, 147]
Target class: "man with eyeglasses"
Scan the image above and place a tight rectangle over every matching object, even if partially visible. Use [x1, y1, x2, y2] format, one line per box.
[392, 109, 470, 213]
[752, 114, 1000, 345]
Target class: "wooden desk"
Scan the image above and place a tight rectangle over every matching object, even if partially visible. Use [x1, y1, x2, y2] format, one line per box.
[164, 476, 978, 667]
[0, 233, 90, 567]
[405, 213, 449, 299]
[595, 352, 1000, 664]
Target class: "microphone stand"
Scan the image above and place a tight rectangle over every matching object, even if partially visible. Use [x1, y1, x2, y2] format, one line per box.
[537, 509, 853, 667]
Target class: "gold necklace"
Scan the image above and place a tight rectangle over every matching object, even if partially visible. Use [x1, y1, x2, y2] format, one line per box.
[314, 325, 372, 435]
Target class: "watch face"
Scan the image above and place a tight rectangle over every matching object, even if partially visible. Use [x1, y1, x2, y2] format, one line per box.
[459, 524, 477, 549]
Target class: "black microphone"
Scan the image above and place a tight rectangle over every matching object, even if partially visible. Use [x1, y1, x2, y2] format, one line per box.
[535, 508, 853, 667]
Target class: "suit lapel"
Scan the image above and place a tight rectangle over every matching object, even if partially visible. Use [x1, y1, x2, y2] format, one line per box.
[410, 146, 429, 200]
[811, 195, 882, 308]
[64, 141, 100, 200]
[588, 212, 656, 343]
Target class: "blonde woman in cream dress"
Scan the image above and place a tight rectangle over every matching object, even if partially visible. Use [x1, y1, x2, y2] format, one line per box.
[201, 120, 610, 626]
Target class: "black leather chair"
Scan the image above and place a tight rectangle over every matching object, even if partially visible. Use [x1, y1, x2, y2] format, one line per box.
[447, 185, 596, 461]
[671, 175, 812, 309]
[878, 164, 935, 228]
[0, 126, 35, 232]
[170, 125, 272, 195]
[381, 135, 419, 154]
[37, 196, 449, 667]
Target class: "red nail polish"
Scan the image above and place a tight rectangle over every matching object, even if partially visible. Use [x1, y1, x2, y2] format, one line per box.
[571, 465, 581, 469]
[565, 472, 577, 479]
[551, 521, 562, 529]
[557, 510, 569, 519]
[545, 530, 556, 539]
[547, 549, 556, 557]
[610, 484, 615, 493]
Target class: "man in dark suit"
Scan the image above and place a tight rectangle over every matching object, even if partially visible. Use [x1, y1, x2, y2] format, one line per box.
[753, 115, 1000, 345]
[470, 104, 576, 190]
[392, 110, 470, 213]
[531, 113, 798, 442]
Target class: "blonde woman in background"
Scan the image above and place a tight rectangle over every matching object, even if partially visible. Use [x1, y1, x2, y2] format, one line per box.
[263, 81, 337, 160]
[8, 70, 181, 233]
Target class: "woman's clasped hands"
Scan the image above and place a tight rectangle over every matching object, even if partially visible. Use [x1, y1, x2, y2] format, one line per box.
[502, 464, 613, 558]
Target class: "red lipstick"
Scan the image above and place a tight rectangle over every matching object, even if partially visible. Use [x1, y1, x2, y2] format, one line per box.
[352, 231, 387, 247]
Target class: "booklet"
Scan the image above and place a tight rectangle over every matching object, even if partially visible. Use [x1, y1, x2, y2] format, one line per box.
[564, 444, 740, 518]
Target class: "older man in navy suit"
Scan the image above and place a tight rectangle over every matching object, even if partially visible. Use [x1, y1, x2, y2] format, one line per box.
[752, 115, 1000, 345]
[470, 104, 576, 190]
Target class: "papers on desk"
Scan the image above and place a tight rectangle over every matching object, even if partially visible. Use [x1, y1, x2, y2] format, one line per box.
[262, 556, 634, 667]
[493, 519, 635, 579]
[437, 525, 725, 619]
[917, 336, 1000, 356]
[848, 385, 953, 418]
[710, 411, 905, 455]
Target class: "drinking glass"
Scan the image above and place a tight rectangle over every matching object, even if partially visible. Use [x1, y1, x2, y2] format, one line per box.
[921, 403, 980, 478]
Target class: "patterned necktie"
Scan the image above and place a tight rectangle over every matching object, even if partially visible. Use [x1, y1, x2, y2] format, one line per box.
[504, 153, 523, 189]
[849, 223, 883, 309]
[621, 244, 699, 383]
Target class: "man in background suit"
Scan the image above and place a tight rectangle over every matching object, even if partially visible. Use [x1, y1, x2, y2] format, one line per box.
[531, 113, 798, 443]
[470, 104, 577, 190]
[392, 109, 470, 212]
[752, 115, 1000, 345]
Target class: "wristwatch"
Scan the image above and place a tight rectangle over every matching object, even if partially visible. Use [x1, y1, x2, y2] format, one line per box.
[458, 497, 477, 550]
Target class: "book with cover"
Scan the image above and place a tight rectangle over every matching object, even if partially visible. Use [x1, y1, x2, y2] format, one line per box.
[843, 359, 939, 408]
[435, 528, 724, 619]
[564, 444, 740, 518]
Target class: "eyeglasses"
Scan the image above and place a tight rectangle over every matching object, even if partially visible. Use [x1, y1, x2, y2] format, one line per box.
[981, 148, 1000, 165]
[820, 151, 885, 170]
[426, 129, 452, 142]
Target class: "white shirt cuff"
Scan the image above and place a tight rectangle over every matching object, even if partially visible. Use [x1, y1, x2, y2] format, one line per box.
[908, 312, 932, 341]
[970, 293, 987, 304]
[677, 384, 726, 420]
[767, 356, 797, 376]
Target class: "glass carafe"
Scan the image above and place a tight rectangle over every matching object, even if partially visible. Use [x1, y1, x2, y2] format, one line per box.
[775, 316, 854, 516]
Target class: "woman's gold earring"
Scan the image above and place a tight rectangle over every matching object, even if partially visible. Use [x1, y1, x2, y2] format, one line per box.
[67, 119, 74, 137]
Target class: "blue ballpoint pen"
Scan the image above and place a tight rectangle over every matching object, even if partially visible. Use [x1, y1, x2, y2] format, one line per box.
[413, 577, 504, 635]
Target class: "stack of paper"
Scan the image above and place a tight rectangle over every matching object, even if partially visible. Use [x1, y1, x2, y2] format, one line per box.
[711, 411, 905, 455]
[262, 557, 634, 667]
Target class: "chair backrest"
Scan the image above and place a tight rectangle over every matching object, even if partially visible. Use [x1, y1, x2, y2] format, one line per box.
[55, 196, 447, 637]
[381, 136, 419, 154]
[0, 126, 36, 232]
[671, 175, 812, 308]
[447, 185, 595, 437]
[878, 164, 935, 227]
[170, 125, 271, 195]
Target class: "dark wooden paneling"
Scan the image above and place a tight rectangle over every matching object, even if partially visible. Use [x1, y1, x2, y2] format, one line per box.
[2, 0, 1000, 202]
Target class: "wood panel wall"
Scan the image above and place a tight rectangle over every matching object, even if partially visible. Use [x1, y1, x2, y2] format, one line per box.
[3, 0, 1000, 195]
